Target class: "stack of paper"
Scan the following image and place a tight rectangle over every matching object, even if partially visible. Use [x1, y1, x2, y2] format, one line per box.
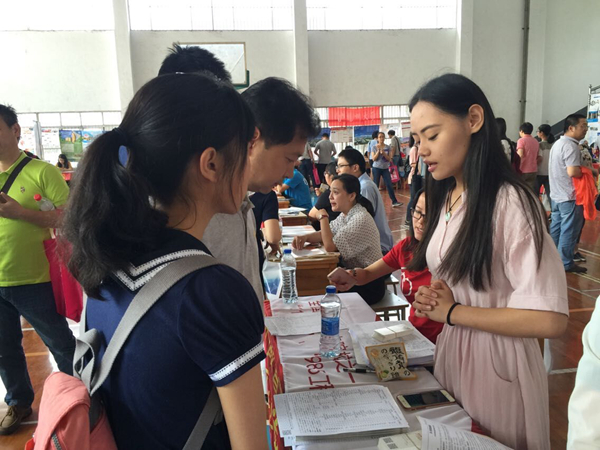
[279, 206, 307, 215]
[291, 247, 328, 259]
[282, 225, 316, 244]
[349, 321, 435, 367]
[373, 324, 413, 342]
[274, 385, 409, 447]
[282, 225, 315, 236]
[264, 312, 349, 336]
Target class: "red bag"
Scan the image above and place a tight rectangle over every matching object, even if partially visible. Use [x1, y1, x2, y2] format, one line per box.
[389, 164, 400, 184]
[44, 238, 83, 322]
[312, 163, 321, 186]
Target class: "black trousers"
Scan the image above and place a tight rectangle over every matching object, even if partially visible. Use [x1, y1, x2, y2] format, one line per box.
[349, 275, 386, 305]
[406, 174, 423, 222]
[298, 159, 316, 188]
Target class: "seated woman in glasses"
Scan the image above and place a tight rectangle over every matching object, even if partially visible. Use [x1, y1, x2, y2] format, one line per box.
[331, 189, 443, 343]
[292, 174, 384, 305]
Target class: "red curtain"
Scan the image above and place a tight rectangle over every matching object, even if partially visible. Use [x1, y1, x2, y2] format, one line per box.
[328, 107, 380, 127]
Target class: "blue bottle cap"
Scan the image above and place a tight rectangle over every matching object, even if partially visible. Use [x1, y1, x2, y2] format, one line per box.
[326, 285, 336, 294]
[283, 248, 292, 254]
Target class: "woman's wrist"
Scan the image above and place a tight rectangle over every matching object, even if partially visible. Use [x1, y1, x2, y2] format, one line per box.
[446, 302, 461, 326]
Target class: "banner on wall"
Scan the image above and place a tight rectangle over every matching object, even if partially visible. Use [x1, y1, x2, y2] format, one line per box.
[353, 125, 379, 146]
[401, 121, 411, 138]
[81, 130, 104, 150]
[18, 127, 36, 153]
[59, 130, 84, 161]
[41, 129, 60, 150]
[586, 90, 600, 147]
[330, 127, 353, 144]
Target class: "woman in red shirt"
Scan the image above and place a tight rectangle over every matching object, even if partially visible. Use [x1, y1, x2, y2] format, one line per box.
[331, 189, 443, 343]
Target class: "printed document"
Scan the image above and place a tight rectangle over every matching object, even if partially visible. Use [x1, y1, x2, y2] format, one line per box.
[274, 385, 409, 438]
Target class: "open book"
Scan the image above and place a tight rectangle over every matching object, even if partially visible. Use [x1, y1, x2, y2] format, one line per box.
[378, 418, 512, 450]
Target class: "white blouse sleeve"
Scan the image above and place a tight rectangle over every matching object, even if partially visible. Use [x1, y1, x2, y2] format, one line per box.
[332, 211, 375, 266]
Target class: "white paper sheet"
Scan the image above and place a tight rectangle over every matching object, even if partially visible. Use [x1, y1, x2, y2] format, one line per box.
[274, 385, 409, 438]
[378, 432, 423, 450]
[292, 247, 328, 258]
[419, 417, 512, 450]
[265, 312, 349, 336]
[280, 207, 307, 215]
[349, 321, 435, 367]
[282, 225, 316, 237]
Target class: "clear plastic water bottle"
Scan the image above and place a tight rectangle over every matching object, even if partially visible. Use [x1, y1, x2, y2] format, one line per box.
[320, 285, 341, 358]
[33, 194, 55, 211]
[281, 248, 298, 303]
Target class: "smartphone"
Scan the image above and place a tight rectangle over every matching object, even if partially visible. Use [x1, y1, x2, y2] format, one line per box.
[397, 390, 456, 410]
[327, 267, 355, 287]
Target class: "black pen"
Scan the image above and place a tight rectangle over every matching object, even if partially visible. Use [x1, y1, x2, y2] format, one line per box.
[343, 367, 376, 373]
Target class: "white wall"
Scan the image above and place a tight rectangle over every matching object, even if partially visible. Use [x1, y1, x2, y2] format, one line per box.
[470, 0, 525, 139]
[307, 29, 457, 107]
[129, 31, 296, 92]
[0, 31, 121, 113]
[5, 0, 598, 131]
[541, 0, 600, 126]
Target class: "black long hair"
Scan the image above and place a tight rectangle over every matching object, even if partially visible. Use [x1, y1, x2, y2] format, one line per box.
[61, 73, 255, 296]
[538, 124, 556, 144]
[407, 74, 546, 291]
[57, 153, 70, 168]
[406, 188, 425, 252]
[332, 174, 375, 217]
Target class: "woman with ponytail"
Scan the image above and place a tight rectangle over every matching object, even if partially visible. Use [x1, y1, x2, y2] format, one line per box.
[292, 174, 384, 304]
[61, 73, 268, 449]
[409, 74, 568, 449]
[536, 123, 555, 197]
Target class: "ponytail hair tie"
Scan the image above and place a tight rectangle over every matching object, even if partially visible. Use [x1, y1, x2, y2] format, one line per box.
[112, 127, 131, 147]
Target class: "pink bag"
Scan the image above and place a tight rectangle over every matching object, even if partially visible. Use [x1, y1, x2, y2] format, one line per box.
[312, 163, 321, 186]
[389, 164, 400, 184]
[44, 238, 83, 322]
[24, 372, 117, 450]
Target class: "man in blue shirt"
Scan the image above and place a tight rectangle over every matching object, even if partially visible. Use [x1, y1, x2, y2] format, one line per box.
[335, 148, 394, 254]
[276, 162, 313, 210]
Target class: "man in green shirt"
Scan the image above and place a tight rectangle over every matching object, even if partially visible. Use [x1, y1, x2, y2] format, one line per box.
[0, 104, 75, 435]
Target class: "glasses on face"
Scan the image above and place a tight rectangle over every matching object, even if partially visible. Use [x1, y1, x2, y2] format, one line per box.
[410, 208, 426, 221]
[337, 163, 351, 169]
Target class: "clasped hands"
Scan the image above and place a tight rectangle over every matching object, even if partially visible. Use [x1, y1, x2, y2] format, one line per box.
[413, 279, 457, 324]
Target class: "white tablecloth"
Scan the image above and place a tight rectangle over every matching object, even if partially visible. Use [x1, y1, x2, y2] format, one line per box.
[270, 293, 472, 449]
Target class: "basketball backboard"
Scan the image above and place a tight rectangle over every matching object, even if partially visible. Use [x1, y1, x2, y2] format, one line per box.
[181, 42, 249, 88]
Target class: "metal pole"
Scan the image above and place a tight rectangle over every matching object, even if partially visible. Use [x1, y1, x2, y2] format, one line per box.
[519, 0, 531, 124]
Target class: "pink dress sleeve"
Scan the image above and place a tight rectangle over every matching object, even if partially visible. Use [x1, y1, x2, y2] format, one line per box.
[498, 187, 569, 315]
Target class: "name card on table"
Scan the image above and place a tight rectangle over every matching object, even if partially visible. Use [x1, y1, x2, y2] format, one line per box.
[366, 342, 417, 382]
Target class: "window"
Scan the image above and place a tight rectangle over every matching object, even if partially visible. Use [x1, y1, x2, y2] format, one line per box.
[315, 107, 328, 129]
[382, 105, 410, 124]
[307, 0, 456, 31]
[16, 111, 122, 162]
[129, 0, 293, 31]
[0, 0, 114, 31]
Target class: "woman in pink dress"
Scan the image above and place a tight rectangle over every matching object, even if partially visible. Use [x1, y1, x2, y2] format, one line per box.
[409, 73, 568, 450]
